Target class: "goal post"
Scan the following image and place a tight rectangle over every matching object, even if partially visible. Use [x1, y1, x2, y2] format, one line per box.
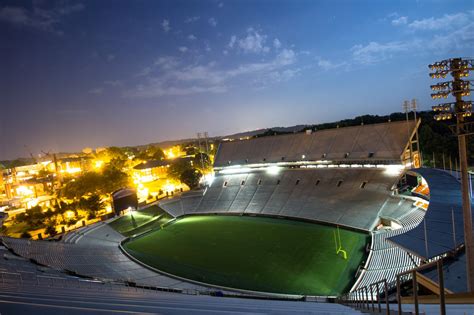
[334, 226, 348, 260]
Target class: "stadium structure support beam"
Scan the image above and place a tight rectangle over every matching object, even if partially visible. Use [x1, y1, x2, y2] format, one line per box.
[456, 90, 474, 293]
[429, 57, 474, 292]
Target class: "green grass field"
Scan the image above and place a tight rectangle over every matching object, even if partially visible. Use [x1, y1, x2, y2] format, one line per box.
[108, 205, 174, 237]
[123, 215, 368, 296]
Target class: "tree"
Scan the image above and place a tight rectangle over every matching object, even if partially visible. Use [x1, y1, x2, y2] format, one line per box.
[96, 146, 127, 163]
[167, 158, 193, 181]
[101, 165, 130, 193]
[185, 146, 198, 155]
[79, 194, 104, 219]
[61, 172, 102, 199]
[61, 165, 130, 199]
[180, 168, 202, 189]
[20, 231, 31, 239]
[45, 225, 57, 237]
[148, 146, 165, 160]
[17, 206, 46, 228]
[193, 153, 212, 171]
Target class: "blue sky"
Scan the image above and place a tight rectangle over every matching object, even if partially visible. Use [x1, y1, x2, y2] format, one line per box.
[1, 0, 473, 159]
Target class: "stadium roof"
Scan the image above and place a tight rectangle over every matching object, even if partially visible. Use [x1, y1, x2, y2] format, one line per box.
[214, 120, 418, 167]
[388, 168, 473, 260]
[112, 188, 137, 199]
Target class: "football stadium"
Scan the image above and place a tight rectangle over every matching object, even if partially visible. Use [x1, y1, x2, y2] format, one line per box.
[1, 119, 473, 313]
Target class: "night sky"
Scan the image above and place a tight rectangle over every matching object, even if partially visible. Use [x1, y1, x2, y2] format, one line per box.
[1, 0, 473, 160]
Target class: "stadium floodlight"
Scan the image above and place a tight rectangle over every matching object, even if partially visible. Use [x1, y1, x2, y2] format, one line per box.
[266, 165, 281, 175]
[429, 57, 474, 292]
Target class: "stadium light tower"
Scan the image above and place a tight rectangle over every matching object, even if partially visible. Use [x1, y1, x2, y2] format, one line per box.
[429, 57, 474, 292]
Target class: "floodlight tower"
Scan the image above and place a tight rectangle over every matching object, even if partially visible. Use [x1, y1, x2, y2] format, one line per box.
[429, 57, 474, 291]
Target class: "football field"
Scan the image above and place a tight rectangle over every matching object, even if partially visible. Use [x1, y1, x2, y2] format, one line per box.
[123, 215, 368, 296]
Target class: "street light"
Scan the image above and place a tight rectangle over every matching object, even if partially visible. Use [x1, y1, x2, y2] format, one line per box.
[429, 57, 474, 292]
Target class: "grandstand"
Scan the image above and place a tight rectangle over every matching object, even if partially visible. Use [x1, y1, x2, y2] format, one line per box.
[161, 168, 409, 231]
[214, 120, 418, 166]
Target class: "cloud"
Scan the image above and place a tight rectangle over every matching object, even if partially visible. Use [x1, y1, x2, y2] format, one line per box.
[208, 17, 217, 27]
[273, 38, 281, 49]
[391, 16, 408, 26]
[154, 56, 180, 68]
[230, 28, 270, 54]
[106, 54, 115, 62]
[351, 41, 411, 64]
[408, 12, 473, 31]
[188, 34, 197, 41]
[127, 49, 299, 98]
[178, 46, 188, 53]
[205, 42, 211, 52]
[128, 82, 227, 98]
[184, 16, 200, 23]
[228, 35, 236, 48]
[136, 66, 152, 77]
[137, 56, 180, 77]
[0, 2, 84, 34]
[316, 57, 348, 71]
[104, 80, 122, 86]
[350, 24, 473, 66]
[88, 88, 103, 95]
[162, 19, 170, 32]
[0, 7, 29, 24]
[218, 2, 224, 8]
[424, 22, 474, 52]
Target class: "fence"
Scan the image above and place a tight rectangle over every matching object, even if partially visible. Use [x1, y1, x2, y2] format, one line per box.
[337, 259, 448, 315]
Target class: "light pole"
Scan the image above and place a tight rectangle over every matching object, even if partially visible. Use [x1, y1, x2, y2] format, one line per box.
[429, 57, 474, 292]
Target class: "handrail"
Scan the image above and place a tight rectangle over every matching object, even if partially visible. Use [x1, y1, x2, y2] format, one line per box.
[336, 279, 390, 315]
[337, 258, 447, 315]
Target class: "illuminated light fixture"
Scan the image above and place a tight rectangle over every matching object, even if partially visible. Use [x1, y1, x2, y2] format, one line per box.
[266, 166, 281, 175]
[16, 185, 34, 196]
[219, 167, 252, 175]
[383, 164, 404, 176]
[201, 173, 215, 186]
[430, 57, 474, 290]
[163, 183, 176, 192]
[94, 160, 104, 169]
[434, 113, 453, 121]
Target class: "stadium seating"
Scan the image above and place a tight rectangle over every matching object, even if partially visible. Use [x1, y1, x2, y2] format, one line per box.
[215, 120, 417, 166]
[161, 167, 406, 231]
[352, 205, 425, 293]
[1, 234, 208, 291]
[0, 280, 367, 314]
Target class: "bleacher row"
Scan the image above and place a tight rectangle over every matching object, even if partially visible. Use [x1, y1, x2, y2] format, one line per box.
[0, 282, 365, 315]
[62, 221, 109, 244]
[1, 235, 208, 292]
[0, 245, 64, 278]
[62, 222, 125, 247]
[161, 168, 403, 231]
[215, 120, 417, 167]
[354, 207, 425, 291]
[2, 241, 351, 314]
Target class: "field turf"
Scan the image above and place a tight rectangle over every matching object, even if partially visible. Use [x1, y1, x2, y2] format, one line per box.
[123, 215, 368, 296]
[108, 205, 173, 237]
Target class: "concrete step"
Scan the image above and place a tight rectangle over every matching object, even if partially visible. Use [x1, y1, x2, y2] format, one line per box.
[0, 285, 366, 314]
